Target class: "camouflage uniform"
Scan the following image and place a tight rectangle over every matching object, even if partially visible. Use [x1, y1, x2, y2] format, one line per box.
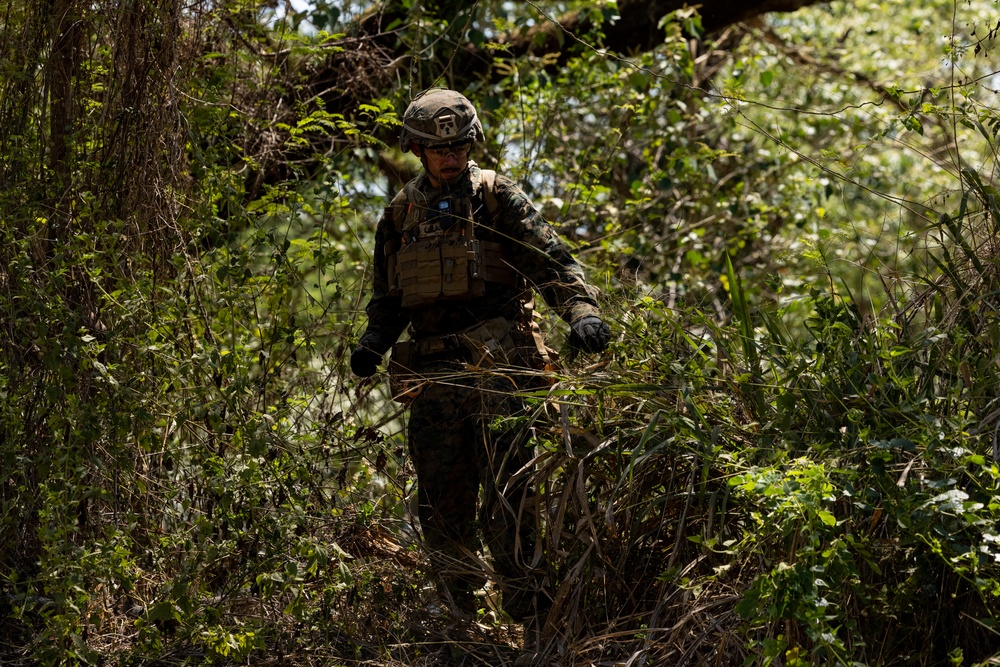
[352, 90, 608, 620]
[362, 162, 601, 344]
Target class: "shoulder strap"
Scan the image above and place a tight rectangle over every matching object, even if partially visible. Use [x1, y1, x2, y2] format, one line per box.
[387, 189, 409, 233]
[473, 168, 501, 227]
[480, 169, 498, 217]
[387, 176, 426, 234]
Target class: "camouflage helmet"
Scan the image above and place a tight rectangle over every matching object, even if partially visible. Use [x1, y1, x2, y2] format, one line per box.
[399, 88, 484, 151]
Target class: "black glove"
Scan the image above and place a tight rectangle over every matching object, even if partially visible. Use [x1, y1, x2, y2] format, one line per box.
[569, 316, 611, 354]
[350, 345, 382, 377]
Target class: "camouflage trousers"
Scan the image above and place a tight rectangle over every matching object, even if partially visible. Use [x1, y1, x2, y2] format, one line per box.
[407, 356, 546, 621]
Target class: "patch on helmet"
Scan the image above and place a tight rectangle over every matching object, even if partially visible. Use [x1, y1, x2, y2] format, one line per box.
[434, 114, 458, 138]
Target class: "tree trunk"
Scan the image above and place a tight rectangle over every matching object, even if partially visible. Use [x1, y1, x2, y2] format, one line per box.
[47, 0, 84, 247]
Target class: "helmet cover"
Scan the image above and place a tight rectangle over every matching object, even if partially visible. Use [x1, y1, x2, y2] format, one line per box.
[399, 88, 485, 151]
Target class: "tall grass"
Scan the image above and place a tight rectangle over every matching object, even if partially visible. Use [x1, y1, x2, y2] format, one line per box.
[514, 183, 1000, 665]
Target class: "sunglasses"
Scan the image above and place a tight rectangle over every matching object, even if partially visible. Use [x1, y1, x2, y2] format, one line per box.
[423, 142, 472, 159]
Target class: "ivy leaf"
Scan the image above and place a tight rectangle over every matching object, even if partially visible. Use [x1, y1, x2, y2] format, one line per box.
[816, 510, 837, 527]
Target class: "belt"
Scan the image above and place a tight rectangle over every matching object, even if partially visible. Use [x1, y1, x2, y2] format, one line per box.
[412, 317, 512, 359]
[413, 332, 463, 356]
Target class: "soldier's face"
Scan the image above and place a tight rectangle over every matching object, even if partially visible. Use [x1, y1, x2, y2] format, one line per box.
[416, 143, 470, 187]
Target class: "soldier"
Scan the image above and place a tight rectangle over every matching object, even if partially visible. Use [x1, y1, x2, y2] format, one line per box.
[350, 88, 611, 623]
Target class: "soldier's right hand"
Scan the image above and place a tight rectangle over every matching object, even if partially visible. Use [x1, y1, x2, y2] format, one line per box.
[570, 316, 611, 354]
[350, 346, 382, 377]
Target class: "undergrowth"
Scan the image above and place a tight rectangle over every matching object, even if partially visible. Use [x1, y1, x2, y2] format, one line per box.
[7, 201, 1000, 666]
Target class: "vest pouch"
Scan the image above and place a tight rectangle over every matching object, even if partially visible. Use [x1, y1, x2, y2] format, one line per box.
[479, 240, 518, 286]
[396, 243, 420, 304]
[440, 239, 473, 297]
[397, 241, 442, 308]
[415, 244, 442, 302]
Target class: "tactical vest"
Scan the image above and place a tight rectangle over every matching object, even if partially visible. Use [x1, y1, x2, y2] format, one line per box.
[384, 169, 519, 308]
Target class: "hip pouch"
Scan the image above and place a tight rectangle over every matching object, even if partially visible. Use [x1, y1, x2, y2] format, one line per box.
[388, 340, 423, 404]
[457, 316, 516, 367]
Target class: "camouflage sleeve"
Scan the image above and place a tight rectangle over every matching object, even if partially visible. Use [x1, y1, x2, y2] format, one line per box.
[493, 175, 602, 324]
[358, 203, 410, 354]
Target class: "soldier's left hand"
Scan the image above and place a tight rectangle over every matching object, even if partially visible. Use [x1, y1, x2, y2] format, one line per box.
[570, 316, 611, 354]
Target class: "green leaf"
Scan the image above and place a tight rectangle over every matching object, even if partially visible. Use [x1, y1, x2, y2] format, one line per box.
[146, 601, 178, 622]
